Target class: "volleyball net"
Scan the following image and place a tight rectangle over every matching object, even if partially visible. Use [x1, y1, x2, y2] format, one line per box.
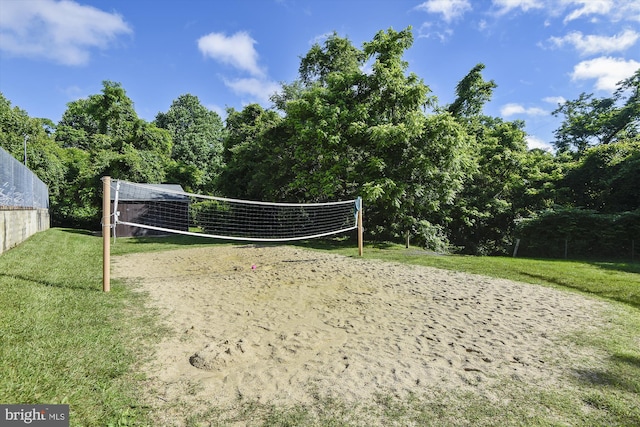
[109, 179, 361, 241]
[102, 177, 363, 290]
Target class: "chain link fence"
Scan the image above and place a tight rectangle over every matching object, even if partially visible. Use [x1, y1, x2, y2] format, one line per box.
[0, 146, 49, 209]
[513, 237, 638, 261]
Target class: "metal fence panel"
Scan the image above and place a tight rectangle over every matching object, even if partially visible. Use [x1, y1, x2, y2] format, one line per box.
[0, 146, 49, 209]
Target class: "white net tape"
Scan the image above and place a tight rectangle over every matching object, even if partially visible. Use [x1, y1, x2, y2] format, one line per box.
[111, 180, 360, 242]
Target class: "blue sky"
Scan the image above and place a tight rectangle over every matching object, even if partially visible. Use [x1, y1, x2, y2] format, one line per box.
[1, 0, 639, 151]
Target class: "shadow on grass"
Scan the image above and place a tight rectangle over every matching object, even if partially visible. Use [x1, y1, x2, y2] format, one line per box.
[518, 272, 640, 310]
[0, 272, 99, 292]
[573, 355, 640, 395]
[589, 261, 640, 275]
[613, 353, 640, 370]
[58, 228, 96, 236]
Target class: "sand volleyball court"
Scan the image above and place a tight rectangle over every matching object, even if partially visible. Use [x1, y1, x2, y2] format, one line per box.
[112, 244, 609, 422]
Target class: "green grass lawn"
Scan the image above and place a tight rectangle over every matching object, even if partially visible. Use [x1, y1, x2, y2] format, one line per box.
[0, 229, 163, 426]
[1, 229, 639, 426]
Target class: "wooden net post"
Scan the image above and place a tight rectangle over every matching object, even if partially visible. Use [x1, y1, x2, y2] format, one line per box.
[102, 176, 111, 292]
[357, 197, 363, 257]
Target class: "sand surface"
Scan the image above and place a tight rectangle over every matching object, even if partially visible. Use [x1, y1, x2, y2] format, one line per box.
[112, 244, 608, 422]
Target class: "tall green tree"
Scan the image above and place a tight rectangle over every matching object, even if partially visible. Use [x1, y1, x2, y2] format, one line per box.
[154, 94, 225, 192]
[447, 118, 529, 254]
[513, 148, 573, 215]
[553, 68, 640, 153]
[54, 81, 172, 227]
[271, 31, 369, 201]
[270, 28, 470, 248]
[356, 28, 468, 247]
[217, 104, 285, 200]
[444, 65, 531, 254]
[58, 81, 171, 180]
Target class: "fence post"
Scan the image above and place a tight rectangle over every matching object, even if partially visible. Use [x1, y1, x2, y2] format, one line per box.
[512, 238, 520, 257]
[357, 197, 363, 257]
[23, 134, 28, 167]
[102, 176, 111, 292]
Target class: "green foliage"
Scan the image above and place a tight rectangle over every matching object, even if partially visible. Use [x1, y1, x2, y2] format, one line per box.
[217, 104, 285, 200]
[263, 27, 470, 250]
[190, 199, 231, 234]
[553, 69, 640, 153]
[298, 31, 364, 86]
[447, 63, 497, 119]
[514, 148, 572, 215]
[445, 77, 530, 254]
[558, 140, 640, 212]
[154, 94, 225, 193]
[52, 81, 173, 228]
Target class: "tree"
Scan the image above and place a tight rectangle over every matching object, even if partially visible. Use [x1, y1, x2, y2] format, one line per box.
[54, 81, 172, 227]
[443, 65, 533, 254]
[514, 148, 573, 215]
[272, 32, 369, 201]
[553, 68, 640, 153]
[155, 94, 225, 192]
[217, 104, 285, 200]
[277, 66, 367, 201]
[558, 140, 640, 212]
[274, 28, 470, 248]
[446, 117, 529, 254]
[56, 81, 172, 179]
[447, 63, 497, 120]
[357, 28, 466, 247]
[298, 31, 364, 86]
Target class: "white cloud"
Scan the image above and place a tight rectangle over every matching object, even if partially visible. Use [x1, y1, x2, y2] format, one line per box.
[562, 0, 613, 23]
[197, 31, 264, 77]
[561, 0, 640, 23]
[548, 29, 639, 56]
[501, 103, 548, 116]
[415, 0, 472, 22]
[501, 103, 526, 116]
[526, 135, 554, 151]
[543, 96, 566, 105]
[223, 78, 281, 104]
[59, 84, 84, 100]
[417, 22, 454, 41]
[571, 57, 640, 91]
[492, 0, 544, 15]
[0, 0, 131, 65]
